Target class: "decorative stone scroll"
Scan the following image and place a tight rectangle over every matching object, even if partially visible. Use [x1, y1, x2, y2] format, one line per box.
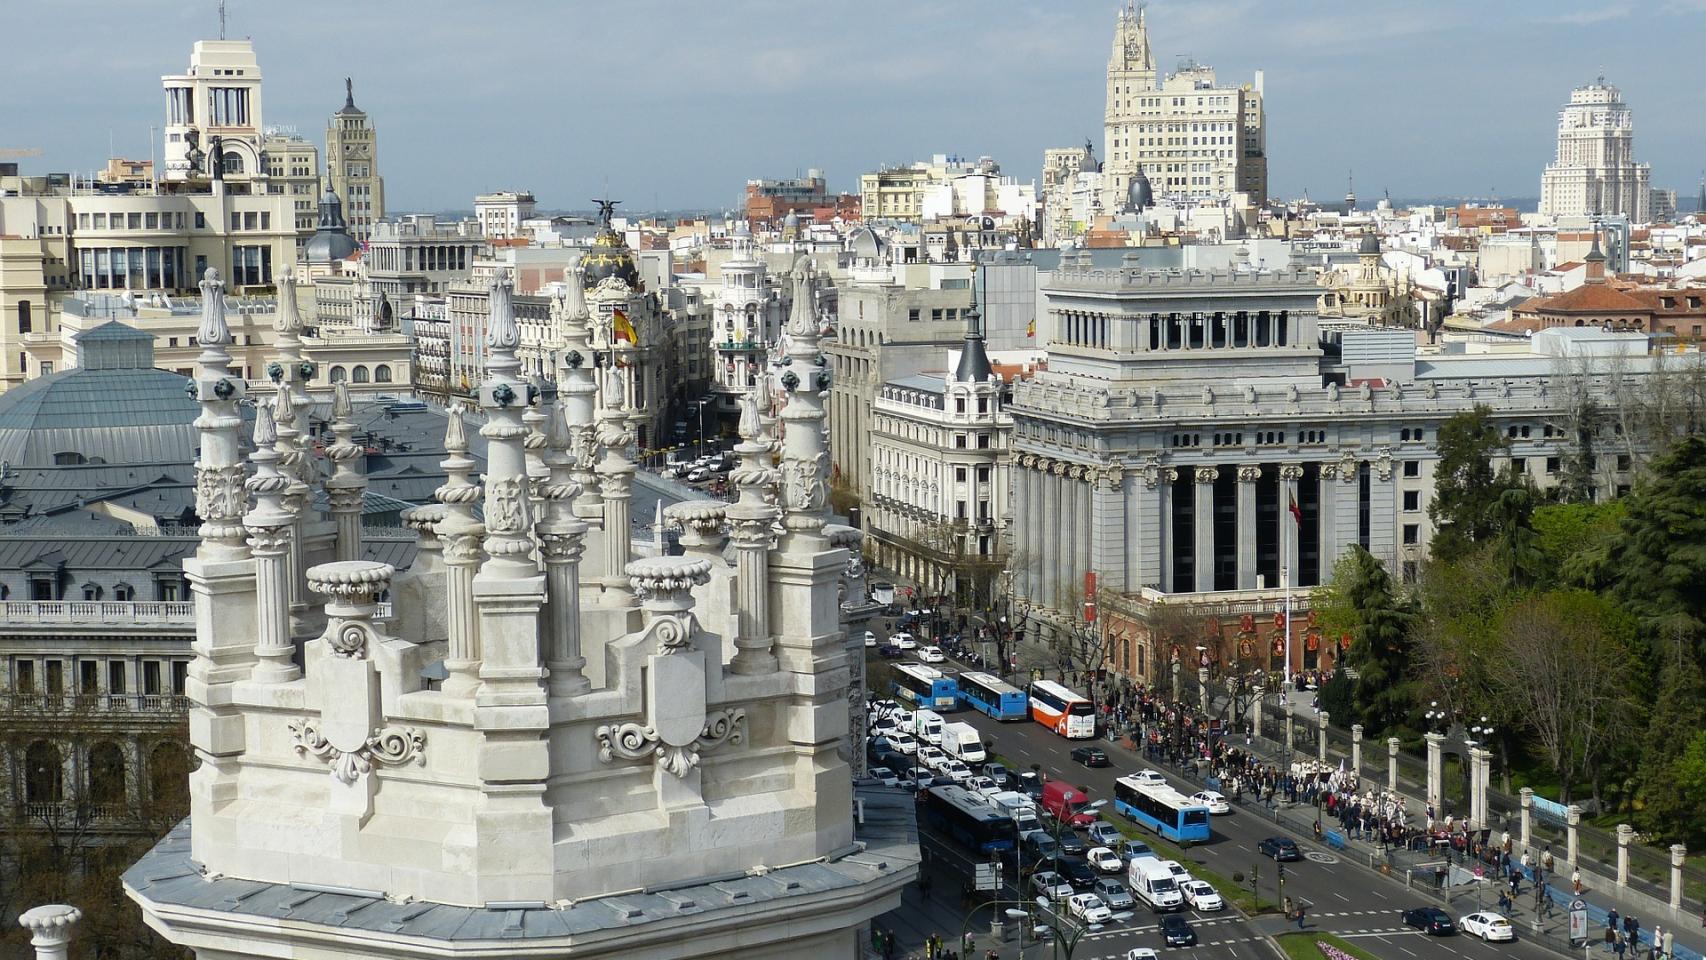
[288, 718, 425, 785]
[595, 708, 746, 779]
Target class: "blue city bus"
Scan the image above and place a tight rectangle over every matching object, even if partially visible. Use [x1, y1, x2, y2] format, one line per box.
[891, 662, 959, 711]
[921, 784, 1016, 855]
[957, 671, 1029, 721]
[1113, 776, 1212, 844]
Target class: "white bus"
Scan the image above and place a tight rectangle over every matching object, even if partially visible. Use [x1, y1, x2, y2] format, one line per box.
[1027, 679, 1096, 739]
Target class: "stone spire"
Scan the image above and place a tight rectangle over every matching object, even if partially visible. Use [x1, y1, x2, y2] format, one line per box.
[324, 381, 366, 562]
[269, 380, 312, 637]
[434, 403, 484, 697]
[775, 258, 831, 547]
[539, 400, 590, 696]
[269, 269, 317, 488]
[594, 345, 638, 607]
[244, 400, 300, 683]
[559, 264, 603, 520]
[192, 267, 248, 562]
[726, 375, 780, 675]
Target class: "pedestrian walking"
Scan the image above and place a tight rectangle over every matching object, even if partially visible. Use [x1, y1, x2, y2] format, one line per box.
[1573, 868, 1583, 894]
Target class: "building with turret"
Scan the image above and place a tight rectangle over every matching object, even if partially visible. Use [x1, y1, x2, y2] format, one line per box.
[123, 260, 914, 958]
[325, 79, 386, 242]
[1539, 77, 1651, 222]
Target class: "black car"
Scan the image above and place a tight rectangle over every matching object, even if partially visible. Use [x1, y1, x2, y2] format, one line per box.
[1257, 836, 1301, 861]
[1161, 914, 1196, 946]
[876, 644, 903, 659]
[1014, 770, 1046, 800]
[1058, 857, 1098, 888]
[1056, 831, 1087, 856]
[1402, 907, 1457, 936]
[1023, 831, 1060, 863]
[1070, 746, 1111, 768]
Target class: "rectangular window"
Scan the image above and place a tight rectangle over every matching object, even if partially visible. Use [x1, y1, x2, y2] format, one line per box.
[172, 661, 188, 695]
[143, 661, 162, 696]
[15, 660, 34, 694]
[1403, 490, 1420, 512]
[45, 660, 64, 696]
[145, 212, 158, 229]
[977, 466, 990, 484]
[108, 661, 126, 694]
[195, 211, 206, 229]
[79, 660, 98, 695]
[977, 434, 991, 449]
[128, 212, 142, 229]
[955, 467, 967, 483]
[954, 434, 967, 449]
[1546, 456, 1561, 474]
[1402, 460, 1420, 478]
[1403, 524, 1420, 545]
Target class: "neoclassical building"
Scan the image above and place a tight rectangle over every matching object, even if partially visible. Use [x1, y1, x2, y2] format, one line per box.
[1008, 252, 1652, 684]
[124, 262, 912, 959]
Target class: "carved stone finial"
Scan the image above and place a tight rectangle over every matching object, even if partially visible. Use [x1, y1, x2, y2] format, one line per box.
[18, 903, 82, 954]
[307, 560, 394, 608]
[625, 555, 713, 600]
[275, 268, 302, 334]
[664, 499, 728, 548]
[198, 268, 230, 346]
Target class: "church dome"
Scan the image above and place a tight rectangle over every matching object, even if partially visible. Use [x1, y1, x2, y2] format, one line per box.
[1127, 166, 1154, 212]
[580, 229, 640, 291]
[1358, 232, 1381, 256]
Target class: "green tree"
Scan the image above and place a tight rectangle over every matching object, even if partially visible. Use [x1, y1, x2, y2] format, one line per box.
[1338, 546, 1419, 736]
[1428, 406, 1515, 563]
[1634, 636, 1706, 844]
[1488, 485, 1546, 590]
[1532, 500, 1625, 585]
[1605, 436, 1706, 648]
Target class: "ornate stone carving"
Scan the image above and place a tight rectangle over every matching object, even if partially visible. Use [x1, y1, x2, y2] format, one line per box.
[288, 718, 425, 785]
[195, 463, 248, 523]
[1103, 460, 1126, 490]
[594, 708, 747, 779]
[1202, 385, 1215, 406]
[1338, 450, 1359, 483]
[1194, 465, 1219, 484]
[778, 451, 829, 513]
[1237, 464, 1262, 483]
[627, 556, 714, 600]
[1319, 462, 1339, 481]
[1373, 448, 1394, 481]
[1279, 463, 1305, 482]
[486, 476, 528, 534]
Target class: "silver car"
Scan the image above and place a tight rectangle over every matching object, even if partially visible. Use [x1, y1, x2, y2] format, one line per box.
[1093, 877, 1135, 910]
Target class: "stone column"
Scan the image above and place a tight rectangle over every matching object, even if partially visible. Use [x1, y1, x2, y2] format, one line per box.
[1351, 723, 1363, 774]
[727, 381, 780, 675]
[323, 382, 366, 562]
[1318, 709, 1329, 762]
[1520, 787, 1534, 847]
[18, 903, 80, 960]
[1565, 804, 1582, 866]
[269, 269, 317, 630]
[1671, 844, 1688, 910]
[1235, 465, 1259, 588]
[1617, 823, 1633, 887]
[1279, 464, 1304, 584]
[539, 401, 590, 697]
[1467, 746, 1487, 830]
[1043, 461, 1062, 609]
[1317, 462, 1339, 584]
[559, 268, 603, 521]
[1193, 465, 1217, 593]
[1197, 666, 1209, 715]
[1425, 732, 1444, 813]
[1251, 683, 1264, 738]
[243, 400, 300, 683]
[1155, 467, 1177, 592]
[1388, 737, 1401, 792]
[1476, 749, 1492, 829]
[1283, 710, 1295, 753]
[435, 405, 485, 698]
[595, 376, 638, 605]
[1073, 467, 1091, 599]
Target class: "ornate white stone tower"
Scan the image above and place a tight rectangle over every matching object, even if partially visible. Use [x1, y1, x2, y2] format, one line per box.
[1539, 76, 1652, 221]
[125, 262, 913, 959]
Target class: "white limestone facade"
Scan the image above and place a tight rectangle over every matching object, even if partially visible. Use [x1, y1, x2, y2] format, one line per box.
[124, 261, 912, 959]
[1539, 78, 1652, 222]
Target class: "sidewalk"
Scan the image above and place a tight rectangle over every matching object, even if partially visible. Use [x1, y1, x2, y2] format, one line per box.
[1145, 698, 1706, 960]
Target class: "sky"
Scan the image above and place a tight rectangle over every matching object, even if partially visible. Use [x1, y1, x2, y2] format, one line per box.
[9, 0, 1706, 212]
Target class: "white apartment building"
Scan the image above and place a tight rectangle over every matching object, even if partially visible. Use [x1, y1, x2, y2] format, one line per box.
[859, 155, 1032, 223]
[258, 129, 321, 247]
[1539, 77, 1651, 222]
[474, 190, 537, 239]
[161, 40, 268, 183]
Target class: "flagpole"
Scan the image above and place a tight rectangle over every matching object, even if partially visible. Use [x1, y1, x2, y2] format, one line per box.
[1283, 490, 1292, 694]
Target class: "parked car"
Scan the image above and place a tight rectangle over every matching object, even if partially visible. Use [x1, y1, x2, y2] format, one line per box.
[1012, 770, 1046, 800]
[983, 762, 1009, 785]
[1070, 746, 1111, 768]
[863, 630, 878, 648]
[892, 633, 918, 650]
[1021, 830, 1059, 864]
[1257, 836, 1301, 861]
[1116, 839, 1154, 863]
[1124, 950, 1159, 960]
[1058, 857, 1098, 889]
[1086, 821, 1123, 847]
[1094, 878, 1135, 910]
[865, 767, 900, 787]
[1055, 831, 1087, 856]
[1460, 912, 1514, 942]
[1180, 879, 1223, 912]
[1160, 860, 1190, 883]
[886, 732, 917, 756]
[965, 775, 999, 796]
[916, 746, 947, 770]
[1087, 846, 1124, 874]
[918, 646, 947, 664]
[1067, 892, 1112, 924]
[1160, 914, 1196, 946]
[876, 643, 903, 659]
[1188, 790, 1230, 814]
[1031, 870, 1073, 902]
[938, 760, 974, 785]
[686, 467, 710, 483]
[1401, 907, 1457, 936]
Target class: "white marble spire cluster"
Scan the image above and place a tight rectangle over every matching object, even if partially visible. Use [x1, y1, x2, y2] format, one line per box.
[557, 267, 603, 520]
[434, 403, 484, 697]
[243, 401, 299, 683]
[323, 382, 366, 562]
[192, 268, 249, 562]
[775, 258, 832, 546]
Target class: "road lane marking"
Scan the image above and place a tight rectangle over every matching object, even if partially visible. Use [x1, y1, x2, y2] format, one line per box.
[1334, 891, 1350, 902]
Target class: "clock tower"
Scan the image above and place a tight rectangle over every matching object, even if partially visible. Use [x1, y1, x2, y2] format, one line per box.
[325, 78, 386, 242]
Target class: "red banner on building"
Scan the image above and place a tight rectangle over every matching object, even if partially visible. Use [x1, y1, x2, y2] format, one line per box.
[1083, 572, 1098, 623]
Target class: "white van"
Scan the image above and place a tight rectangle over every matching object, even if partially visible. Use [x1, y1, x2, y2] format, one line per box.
[989, 791, 1040, 832]
[940, 721, 986, 764]
[1127, 856, 1184, 912]
[913, 709, 945, 746]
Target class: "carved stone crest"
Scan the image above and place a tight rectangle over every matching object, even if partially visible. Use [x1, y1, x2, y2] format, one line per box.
[289, 718, 424, 785]
[595, 708, 746, 779]
[486, 476, 528, 534]
[195, 463, 247, 522]
[779, 452, 829, 512]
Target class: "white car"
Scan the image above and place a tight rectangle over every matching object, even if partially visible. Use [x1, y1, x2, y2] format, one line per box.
[1189, 790, 1231, 815]
[966, 775, 1000, 797]
[1180, 879, 1223, 912]
[1031, 870, 1073, 902]
[865, 766, 900, 787]
[892, 633, 918, 650]
[918, 646, 947, 664]
[1461, 912, 1515, 942]
[886, 732, 917, 755]
[1124, 950, 1159, 960]
[939, 760, 974, 784]
[686, 467, 711, 483]
[1161, 860, 1190, 883]
[1131, 770, 1167, 786]
[916, 746, 948, 770]
[863, 631, 878, 648]
[1067, 892, 1112, 924]
[1087, 846, 1124, 874]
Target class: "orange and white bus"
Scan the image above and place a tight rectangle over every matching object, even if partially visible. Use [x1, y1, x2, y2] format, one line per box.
[1027, 679, 1097, 739]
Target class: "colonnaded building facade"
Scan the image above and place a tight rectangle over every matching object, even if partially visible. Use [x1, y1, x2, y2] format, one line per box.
[1008, 250, 1655, 683]
[121, 261, 913, 958]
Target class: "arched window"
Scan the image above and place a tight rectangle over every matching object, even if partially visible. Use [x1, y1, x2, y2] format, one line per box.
[88, 741, 126, 805]
[353, 365, 370, 383]
[329, 365, 347, 383]
[24, 741, 62, 805]
[374, 364, 392, 383]
[147, 741, 190, 809]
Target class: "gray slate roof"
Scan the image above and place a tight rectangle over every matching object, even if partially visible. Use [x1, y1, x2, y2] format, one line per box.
[125, 784, 916, 943]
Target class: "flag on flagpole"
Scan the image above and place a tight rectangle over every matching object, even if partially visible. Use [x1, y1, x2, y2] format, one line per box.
[1288, 492, 1303, 526]
[1025, 317, 1036, 338]
[612, 308, 638, 345]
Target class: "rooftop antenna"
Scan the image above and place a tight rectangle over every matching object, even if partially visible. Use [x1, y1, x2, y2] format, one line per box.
[218, 0, 226, 39]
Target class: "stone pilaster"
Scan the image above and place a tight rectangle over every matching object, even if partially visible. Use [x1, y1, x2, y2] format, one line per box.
[1193, 465, 1217, 593]
[324, 382, 366, 563]
[728, 388, 780, 673]
[244, 400, 300, 683]
[1236, 464, 1259, 589]
[435, 404, 485, 698]
[1279, 463, 1304, 584]
[539, 400, 590, 697]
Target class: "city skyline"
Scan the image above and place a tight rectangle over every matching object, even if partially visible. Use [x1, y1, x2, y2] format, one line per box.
[8, 0, 1706, 212]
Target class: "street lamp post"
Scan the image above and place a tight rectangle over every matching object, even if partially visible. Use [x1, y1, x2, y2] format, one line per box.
[1029, 895, 1133, 960]
[958, 900, 1035, 959]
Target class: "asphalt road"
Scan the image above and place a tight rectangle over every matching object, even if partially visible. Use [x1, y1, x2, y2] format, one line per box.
[940, 695, 1576, 960]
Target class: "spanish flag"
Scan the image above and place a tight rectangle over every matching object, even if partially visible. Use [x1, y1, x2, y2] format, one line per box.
[1025, 317, 1036, 338]
[612, 308, 638, 345]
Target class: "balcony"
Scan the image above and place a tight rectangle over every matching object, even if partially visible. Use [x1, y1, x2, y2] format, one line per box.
[715, 340, 763, 352]
[0, 693, 190, 715]
[0, 600, 194, 628]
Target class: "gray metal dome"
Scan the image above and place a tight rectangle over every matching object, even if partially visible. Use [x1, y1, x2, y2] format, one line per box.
[1358, 232, 1381, 255]
[1127, 166, 1154, 212]
[304, 188, 358, 263]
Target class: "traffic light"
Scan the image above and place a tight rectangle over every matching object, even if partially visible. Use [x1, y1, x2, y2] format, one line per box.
[1277, 864, 1285, 881]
